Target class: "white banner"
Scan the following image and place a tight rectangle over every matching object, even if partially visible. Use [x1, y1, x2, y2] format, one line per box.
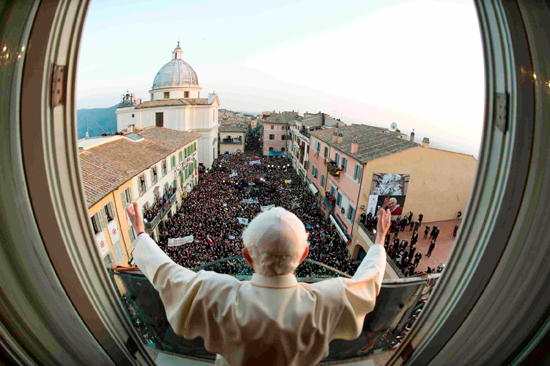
[366, 194, 379, 216]
[242, 198, 259, 204]
[261, 204, 274, 212]
[168, 235, 194, 247]
[230, 172, 238, 178]
[238, 218, 249, 225]
[107, 221, 121, 244]
[228, 235, 236, 240]
[249, 160, 261, 165]
[95, 231, 109, 256]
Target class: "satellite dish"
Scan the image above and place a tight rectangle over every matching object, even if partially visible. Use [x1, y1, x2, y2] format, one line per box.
[391, 122, 398, 130]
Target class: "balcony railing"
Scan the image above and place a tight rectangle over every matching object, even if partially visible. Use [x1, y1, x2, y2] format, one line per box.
[299, 128, 310, 138]
[221, 139, 243, 144]
[326, 161, 343, 178]
[144, 192, 177, 233]
[108, 261, 440, 363]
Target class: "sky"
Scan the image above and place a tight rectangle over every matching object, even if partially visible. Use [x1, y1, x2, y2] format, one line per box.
[77, 0, 485, 157]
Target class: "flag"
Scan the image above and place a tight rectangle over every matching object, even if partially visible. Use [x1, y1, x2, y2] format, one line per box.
[207, 235, 214, 245]
[238, 218, 249, 225]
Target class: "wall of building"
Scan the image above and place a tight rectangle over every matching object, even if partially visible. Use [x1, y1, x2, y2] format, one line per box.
[219, 131, 245, 154]
[88, 193, 128, 267]
[307, 136, 329, 196]
[263, 122, 289, 155]
[151, 87, 201, 100]
[358, 145, 478, 223]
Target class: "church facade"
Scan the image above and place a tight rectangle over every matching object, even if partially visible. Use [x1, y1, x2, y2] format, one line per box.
[116, 43, 219, 168]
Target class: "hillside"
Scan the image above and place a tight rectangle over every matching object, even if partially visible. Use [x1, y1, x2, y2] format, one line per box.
[77, 105, 118, 139]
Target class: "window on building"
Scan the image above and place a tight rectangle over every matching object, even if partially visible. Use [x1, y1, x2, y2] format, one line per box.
[173, 179, 177, 191]
[151, 166, 158, 184]
[164, 92, 169, 99]
[281, 147, 285, 152]
[335, 152, 340, 166]
[155, 112, 164, 127]
[179, 151, 183, 163]
[306, 161, 309, 170]
[330, 186, 335, 197]
[102, 202, 115, 223]
[114, 241, 123, 262]
[347, 205, 355, 221]
[269, 134, 275, 140]
[337, 192, 342, 207]
[91, 212, 104, 235]
[270, 125, 274, 130]
[138, 174, 147, 195]
[162, 160, 167, 176]
[184, 91, 189, 98]
[120, 187, 133, 210]
[353, 164, 362, 182]
[269, 147, 274, 152]
[282, 135, 287, 141]
[321, 175, 325, 187]
[103, 252, 115, 268]
[180, 172, 184, 187]
[131, 114, 134, 118]
[341, 157, 347, 172]
[324, 146, 328, 158]
[316, 141, 320, 152]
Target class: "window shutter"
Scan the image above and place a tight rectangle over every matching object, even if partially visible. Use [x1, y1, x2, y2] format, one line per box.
[100, 207, 109, 227]
[109, 202, 116, 220]
[128, 188, 133, 203]
[114, 241, 123, 262]
[121, 190, 127, 210]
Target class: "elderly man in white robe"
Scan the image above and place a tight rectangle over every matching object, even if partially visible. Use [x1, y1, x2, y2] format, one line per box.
[127, 202, 391, 366]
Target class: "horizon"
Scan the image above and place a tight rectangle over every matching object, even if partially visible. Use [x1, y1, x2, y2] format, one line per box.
[77, 0, 485, 157]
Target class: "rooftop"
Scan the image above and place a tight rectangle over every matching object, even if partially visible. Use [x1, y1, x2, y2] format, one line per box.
[311, 124, 419, 163]
[219, 124, 247, 133]
[134, 98, 212, 109]
[79, 127, 201, 208]
[263, 113, 299, 125]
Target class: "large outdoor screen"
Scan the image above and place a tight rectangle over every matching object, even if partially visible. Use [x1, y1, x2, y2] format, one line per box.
[366, 173, 410, 216]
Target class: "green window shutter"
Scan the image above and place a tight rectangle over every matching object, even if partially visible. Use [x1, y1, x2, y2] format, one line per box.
[121, 191, 127, 210]
[114, 241, 123, 262]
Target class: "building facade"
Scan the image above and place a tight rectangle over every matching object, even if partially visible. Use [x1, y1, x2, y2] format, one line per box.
[79, 127, 201, 267]
[116, 43, 219, 168]
[219, 124, 247, 154]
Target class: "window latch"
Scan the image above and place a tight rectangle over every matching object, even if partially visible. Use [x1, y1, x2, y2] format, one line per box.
[51, 65, 66, 107]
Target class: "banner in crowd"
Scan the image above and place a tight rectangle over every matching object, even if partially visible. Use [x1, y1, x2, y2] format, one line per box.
[168, 235, 194, 247]
[242, 198, 259, 204]
[238, 218, 249, 225]
[229, 172, 238, 178]
[228, 235, 236, 240]
[249, 160, 261, 165]
[369, 173, 410, 216]
[260, 204, 274, 212]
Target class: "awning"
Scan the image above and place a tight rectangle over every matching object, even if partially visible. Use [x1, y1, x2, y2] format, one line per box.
[330, 214, 349, 242]
[309, 183, 319, 195]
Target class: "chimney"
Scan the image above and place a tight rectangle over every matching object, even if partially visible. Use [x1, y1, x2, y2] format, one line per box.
[322, 113, 325, 126]
[337, 133, 344, 144]
[332, 132, 338, 143]
[422, 137, 430, 148]
[410, 129, 415, 142]
[351, 140, 358, 154]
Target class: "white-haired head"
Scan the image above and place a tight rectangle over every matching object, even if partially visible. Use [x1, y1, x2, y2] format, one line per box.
[242, 207, 309, 276]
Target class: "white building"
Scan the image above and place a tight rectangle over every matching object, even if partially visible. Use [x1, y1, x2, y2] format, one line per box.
[116, 43, 220, 168]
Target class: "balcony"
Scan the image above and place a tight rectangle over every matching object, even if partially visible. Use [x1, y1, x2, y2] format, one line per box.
[326, 160, 343, 178]
[299, 128, 310, 138]
[221, 138, 243, 144]
[324, 193, 336, 213]
[108, 259, 440, 363]
[144, 191, 177, 233]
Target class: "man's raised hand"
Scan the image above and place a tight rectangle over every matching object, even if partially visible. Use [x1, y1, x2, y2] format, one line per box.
[127, 202, 145, 236]
[375, 208, 391, 244]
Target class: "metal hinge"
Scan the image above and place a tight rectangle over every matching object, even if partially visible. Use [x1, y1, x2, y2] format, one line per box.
[51, 65, 66, 107]
[495, 92, 508, 133]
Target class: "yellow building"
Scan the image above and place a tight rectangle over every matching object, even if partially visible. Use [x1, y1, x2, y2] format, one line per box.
[79, 127, 201, 267]
[219, 124, 247, 154]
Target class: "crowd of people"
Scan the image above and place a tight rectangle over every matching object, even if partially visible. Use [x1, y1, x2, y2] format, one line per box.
[153, 152, 359, 277]
[359, 211, 445, 277]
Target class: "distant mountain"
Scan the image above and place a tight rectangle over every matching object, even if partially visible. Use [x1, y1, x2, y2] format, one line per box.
[77, 105, 118, 139]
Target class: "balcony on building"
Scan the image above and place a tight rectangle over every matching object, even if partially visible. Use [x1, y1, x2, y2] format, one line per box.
[143, 187, 177, 233]
[326, 160, 343, 178]
[221, 137, 243, 144]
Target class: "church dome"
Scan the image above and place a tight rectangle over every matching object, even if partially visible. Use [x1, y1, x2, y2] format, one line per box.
[151, 43, 199, 90]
